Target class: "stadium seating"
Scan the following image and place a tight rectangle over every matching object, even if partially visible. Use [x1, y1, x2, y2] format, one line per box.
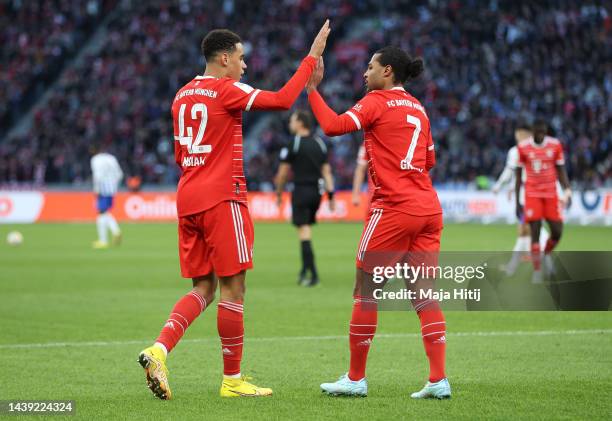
[0, 0, 609, 188]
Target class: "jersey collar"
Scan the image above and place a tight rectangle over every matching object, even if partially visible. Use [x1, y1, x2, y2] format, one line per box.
[194, 75, 217, 80]
[390, 86, 406, 91]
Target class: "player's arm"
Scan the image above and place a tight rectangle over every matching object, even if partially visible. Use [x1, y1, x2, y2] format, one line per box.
[554, 143, 572, 207]
[493, 167, 513, 193]
[274, 142, 294, 207]
[352, 162, 367, 206]
[556, 165, 572, 208]
[514, 167, 523, 220]
[305, 58, 365, 136]
[493, 148, 517, 193]
[224, 21, 330, 112]
[514, 147, 525, 219]
[111, 156, 124, 181]
[274, 163, 290, 207]
[90, 157, 101, 193]
[425, 128, 436, 171]
[321, 162, 335, 211]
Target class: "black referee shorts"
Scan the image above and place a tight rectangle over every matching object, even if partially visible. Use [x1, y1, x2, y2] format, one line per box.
[291, 185, 322, 227]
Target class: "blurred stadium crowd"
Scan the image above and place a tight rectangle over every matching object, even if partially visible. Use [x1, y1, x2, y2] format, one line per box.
[0, 0, 610, 190]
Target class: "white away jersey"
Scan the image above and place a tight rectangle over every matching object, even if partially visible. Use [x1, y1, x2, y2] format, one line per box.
[91, 153, 123, 196]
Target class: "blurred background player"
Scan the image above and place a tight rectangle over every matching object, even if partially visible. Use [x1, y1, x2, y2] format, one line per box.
[90, 147, 123, 249]
[516, 120, 572, 284]
[274, 109, 335, 287]
[492, 123, 549, 275]
[137, 22, 330, 400]
[307, 47, 450, 399]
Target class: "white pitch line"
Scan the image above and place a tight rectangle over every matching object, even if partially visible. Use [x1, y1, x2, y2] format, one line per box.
[0, 329, 610, 350]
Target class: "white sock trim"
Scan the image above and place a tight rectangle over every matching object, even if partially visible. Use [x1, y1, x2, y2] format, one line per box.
[154, 342, 168, 357]
[224, 373, 241, 379]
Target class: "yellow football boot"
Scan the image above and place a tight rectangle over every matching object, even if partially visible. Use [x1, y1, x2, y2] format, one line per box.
[92, 241, 109, 249]
[138, 346, 172, 400]
[220, 376, 273, 397]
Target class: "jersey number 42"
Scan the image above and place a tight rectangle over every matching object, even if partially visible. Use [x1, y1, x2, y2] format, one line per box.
[175, 103, 212, 154]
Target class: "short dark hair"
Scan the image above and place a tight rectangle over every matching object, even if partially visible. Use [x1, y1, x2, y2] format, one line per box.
[532, 119, 548, 134]
[201, 29, 241, 61]
[375, 46, 424, 84]
[515, 120, 531, 131]
[292, 109, 314, 131]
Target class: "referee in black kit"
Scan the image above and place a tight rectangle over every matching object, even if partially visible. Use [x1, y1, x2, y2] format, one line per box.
[275, 109, 335, 287]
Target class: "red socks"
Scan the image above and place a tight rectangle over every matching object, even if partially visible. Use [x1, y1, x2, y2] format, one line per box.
[348, 296, 378, 381]
[156, 290, 207, 353]
[416, 300, 446, 383]
[217, 301, 244, 376]
[154, 291, 245, 377]
[531, 243, 542, 270]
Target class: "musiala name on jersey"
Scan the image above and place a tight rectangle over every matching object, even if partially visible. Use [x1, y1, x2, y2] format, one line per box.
[373, 288, 481, 302]
[182, 156, 207, 167]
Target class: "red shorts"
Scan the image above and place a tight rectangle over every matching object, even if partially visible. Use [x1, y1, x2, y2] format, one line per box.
[356, 208, 443, 273]
[178, 201, 254, 278]
[524, 195, 562, 222]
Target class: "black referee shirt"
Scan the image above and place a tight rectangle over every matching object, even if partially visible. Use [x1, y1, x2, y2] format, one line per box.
[279, 134, 328, 186]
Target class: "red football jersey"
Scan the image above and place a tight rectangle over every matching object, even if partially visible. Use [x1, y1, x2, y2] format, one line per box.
[172, 56, 316, 217]
[310, 87, 441, 216]
[518, 136, 565, 198]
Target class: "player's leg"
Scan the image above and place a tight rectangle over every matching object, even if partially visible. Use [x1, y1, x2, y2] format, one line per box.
[217, 272, 246, 379]
[321, 208, 396, 397]
[543, 196, 563, 253]
[93, 195, 111, 248]
[525, 196, 545, 281]
[304, 190, 323, 286]
[539, 223, 550, 250]
[138, 213, 214, 400]
[154, 273, 216, 355]
[529, 219, 543, 283]
[209, 201, 271, 397]
[320, 268, 374, 397]
[542, 198, 564, 275]
[504, 221, 531, 276]
[292, 190, 311, 284]
[297, 224, 314, 285]
[104, 197, 121, 245]
[407, 214, 451, 399]
[216, 272, 270, 397]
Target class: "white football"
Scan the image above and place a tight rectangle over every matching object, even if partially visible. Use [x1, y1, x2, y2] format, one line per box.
[7, 231, 23, 246]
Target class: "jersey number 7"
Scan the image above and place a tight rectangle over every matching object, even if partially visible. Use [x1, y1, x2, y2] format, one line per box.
[176, 103, 212, 154]
[400, 114, 422, 172]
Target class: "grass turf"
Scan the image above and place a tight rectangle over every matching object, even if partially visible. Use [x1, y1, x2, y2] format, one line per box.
[0, 222, 610, 420]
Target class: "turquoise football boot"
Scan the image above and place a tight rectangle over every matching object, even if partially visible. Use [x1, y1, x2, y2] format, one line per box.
[410, 378, 451, 399]
[321, 373, 368, 397]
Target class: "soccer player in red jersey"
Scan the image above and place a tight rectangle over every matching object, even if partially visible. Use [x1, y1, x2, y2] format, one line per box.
[138, 21, 331, 400]
[515, 120, 572, 284]
[307, 47, 450, 399]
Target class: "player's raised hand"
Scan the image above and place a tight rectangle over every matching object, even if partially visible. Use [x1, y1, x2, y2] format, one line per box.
[306, 57, 324, 93]
[308, 19, 331, 59]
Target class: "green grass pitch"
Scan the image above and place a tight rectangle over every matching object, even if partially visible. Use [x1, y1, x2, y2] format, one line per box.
[0, 222, 610, 420]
